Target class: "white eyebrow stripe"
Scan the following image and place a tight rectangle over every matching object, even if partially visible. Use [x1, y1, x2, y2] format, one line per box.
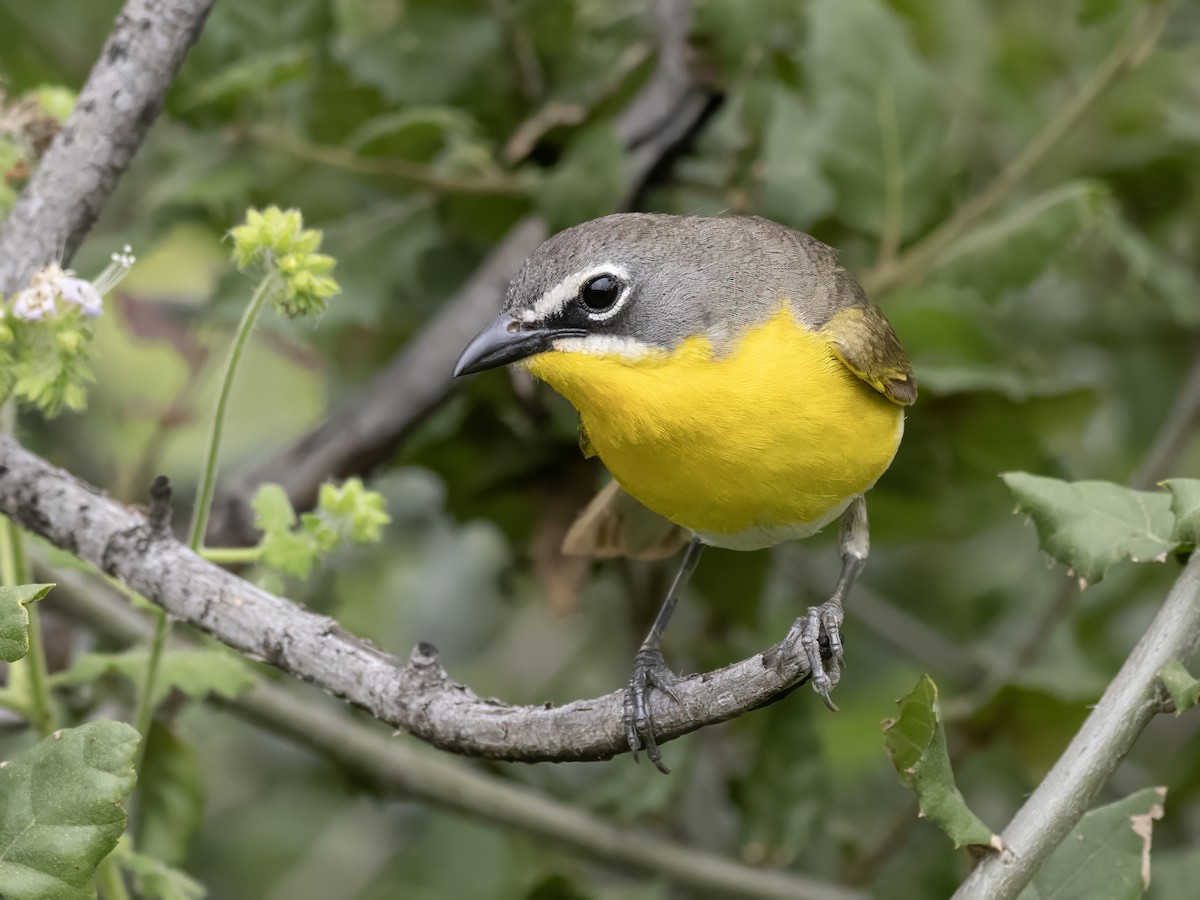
[529, 263, 631, 321]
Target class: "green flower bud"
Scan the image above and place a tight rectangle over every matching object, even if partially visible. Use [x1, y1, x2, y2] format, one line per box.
[33, 85, 77, 122]
[231, 207, 341, 319]
[56, 328, 83, 355]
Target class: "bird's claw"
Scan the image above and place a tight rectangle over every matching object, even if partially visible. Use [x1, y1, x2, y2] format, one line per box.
[624, 646, 680, 774]
[778, 599, 844, 710]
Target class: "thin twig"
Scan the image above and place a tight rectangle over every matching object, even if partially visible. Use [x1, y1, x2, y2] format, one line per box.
[842, 796, 921, 887]
[848, 583, 982, 684]
[248, 126, 528, 195]
[875, 81, 904, 267]
[781, 547, 982, 683]
[0, 515, 53, 735]
[861, 0, 1173, 297]
[44, 562, 865, 900]
[187, 274, 275, 550]
[487, 0, 544, 101]
[953, 553, 1200, 899]
[1131, 343, 1200, 490]
[95, 855, 132, 900]
[134, 477, 175, 771]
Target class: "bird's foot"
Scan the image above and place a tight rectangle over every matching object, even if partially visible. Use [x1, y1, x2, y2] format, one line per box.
[625, 646, 681, 774]
[779, 599, 845, 711]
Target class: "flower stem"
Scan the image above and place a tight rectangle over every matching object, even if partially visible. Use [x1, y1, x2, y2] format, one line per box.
[136, 274, 272, 753]
[133, 603, 166, 768]
[187, 273, 277, 552]
[199, 544, 264, 564]
[0, 688, 32, 718]
[0, 400, 55, 736]
[0, 514, 54, 735]
[96, 854, 131, 900]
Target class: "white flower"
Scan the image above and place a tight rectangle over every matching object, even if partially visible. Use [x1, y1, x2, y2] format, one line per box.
[11, 283, 58, 321]
[56, 275, 103, 317]
[92, 245, 136, 297]
[7, 246, 135, 322]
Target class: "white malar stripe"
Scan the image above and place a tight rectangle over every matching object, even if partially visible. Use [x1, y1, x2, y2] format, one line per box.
[551, 334, 658, 359]
[528, 263, 631, 322]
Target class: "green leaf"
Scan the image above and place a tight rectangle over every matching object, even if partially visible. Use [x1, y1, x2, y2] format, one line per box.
[1158, 660, 1200, 715]
[735, 699, 830, 861]
[0, 583, 54, 663]
[1018, 787, 1166, 900]
[1101, 216, 1200, 327]
[756, 85, 835, 231]
[136, 723, 204, 867]
[253, 484, 319, 577]
[253, 480, 381, 576]
[176, 44, 312, 111]
[331, 3, 502, 106]
[115, 841, 206, 900]
[1161, 479, 1200, 547]
[260, 527, 319, 578]
[886, 283, 1106, 401]
[1076, 0, 1124, 24]
[346, 106, 485, 162]
[883, 675, 1002, 851]
[52, 648, 256, 707]
[806, 0, 950, 240]
[934, 181, 1113, 301]
[1001, 473, 1177, 586]
[0, 720, 140, 900]
[694, 0, 806, 71]
[314, 477, 391, 545]
[251, 483, 298, 533]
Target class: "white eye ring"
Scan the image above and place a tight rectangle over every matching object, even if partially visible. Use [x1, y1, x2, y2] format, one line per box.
[578, 273, 628, 321]
[530, 263, 631, 322]
[573, 264, 630, 322]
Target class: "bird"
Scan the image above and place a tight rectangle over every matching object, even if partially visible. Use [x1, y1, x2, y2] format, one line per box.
[454, 213, 916, 772]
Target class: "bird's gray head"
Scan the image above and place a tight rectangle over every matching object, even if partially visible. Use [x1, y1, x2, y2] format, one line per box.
[454, 212, 854, 376]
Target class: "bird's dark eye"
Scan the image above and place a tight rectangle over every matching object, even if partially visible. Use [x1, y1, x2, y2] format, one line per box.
[579, 274, 622, 312]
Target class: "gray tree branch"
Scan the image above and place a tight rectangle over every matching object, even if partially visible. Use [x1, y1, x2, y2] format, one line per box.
[0, 0, 215, 294]
[44, 563, 863, 900]
[953, 553, 1200, 900]
[0, 433, 817, 762]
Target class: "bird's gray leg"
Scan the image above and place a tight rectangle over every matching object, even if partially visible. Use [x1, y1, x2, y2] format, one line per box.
[783, 495, 868, 711]
[626, 536, 705, 774]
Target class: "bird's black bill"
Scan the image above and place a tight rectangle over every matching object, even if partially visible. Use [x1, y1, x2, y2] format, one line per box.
[453, 315, 585, 377]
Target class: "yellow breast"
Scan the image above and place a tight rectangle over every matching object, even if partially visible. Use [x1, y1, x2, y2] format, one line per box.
[522, 307, 904, 549]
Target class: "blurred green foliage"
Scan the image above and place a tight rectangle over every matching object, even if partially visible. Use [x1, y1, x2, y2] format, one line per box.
[3, 0, 1200, 897]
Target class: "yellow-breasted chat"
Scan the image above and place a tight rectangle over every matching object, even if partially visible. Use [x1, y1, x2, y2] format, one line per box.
[454, 213, 916, 772]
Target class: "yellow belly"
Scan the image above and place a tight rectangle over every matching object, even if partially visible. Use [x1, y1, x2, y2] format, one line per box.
[523, 307, 904, 549]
